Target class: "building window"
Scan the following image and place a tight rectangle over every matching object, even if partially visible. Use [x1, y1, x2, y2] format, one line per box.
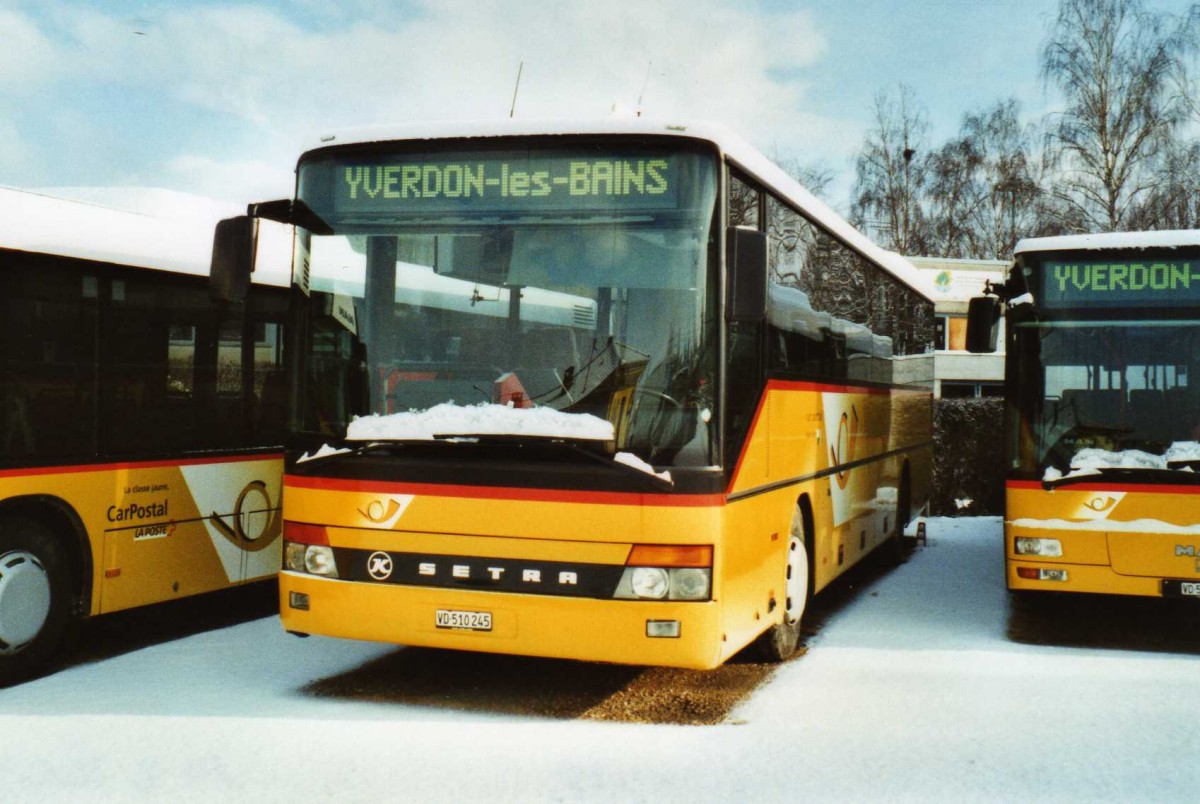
[936, 314, 968, 351]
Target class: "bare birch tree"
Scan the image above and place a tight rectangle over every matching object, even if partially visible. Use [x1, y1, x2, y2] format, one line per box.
[1129, 138, 1200, 229]
[851, 84, 931, 255]
[926, 99, 1050, 259]
[1041, 0, 1199, 231]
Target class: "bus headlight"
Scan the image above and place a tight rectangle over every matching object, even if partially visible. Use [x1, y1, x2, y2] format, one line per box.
[285, 542, 308, 572]
[630, 568, 670, 599]
[288, 544, 338, 578]
[614, 545, 713, 601]
[669, 568, 711, 600]
[617, 566, 712, 600]
[305, 545, 338, 577]
[1015, 537, 1063, 557]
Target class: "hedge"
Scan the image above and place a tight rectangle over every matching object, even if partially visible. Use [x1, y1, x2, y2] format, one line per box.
[931, 397, 1005, 516]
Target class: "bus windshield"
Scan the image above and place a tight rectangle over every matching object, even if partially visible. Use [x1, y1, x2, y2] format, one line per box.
[292, 141, 719, 468]
[1011, 253, 1200, 478]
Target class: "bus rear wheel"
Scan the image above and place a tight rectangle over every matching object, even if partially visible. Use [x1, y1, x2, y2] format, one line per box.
[880, 472, 911, 567]
[755, 507, 811, 662]
[0, 518, 73, 686]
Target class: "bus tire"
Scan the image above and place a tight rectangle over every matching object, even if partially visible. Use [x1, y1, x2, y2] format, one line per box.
[881, 471, 911, 567]
[0, 517, 73, 686]
[755, 506, 811, 662]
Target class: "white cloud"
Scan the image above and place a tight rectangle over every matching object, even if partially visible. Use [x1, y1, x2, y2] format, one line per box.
[59, 2, 838, 134]
[0, 111, 39, 183]
[0, 9, 64, 89]
[2, 1, 859, 202]
[159, 153, 296, 203]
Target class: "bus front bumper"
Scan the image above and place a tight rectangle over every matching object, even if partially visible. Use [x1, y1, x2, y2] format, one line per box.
[1008, 561, 1200, 598]
[279, 572, 728, 669]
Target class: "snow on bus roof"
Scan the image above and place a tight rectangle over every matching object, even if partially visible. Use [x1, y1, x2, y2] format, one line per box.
[0, 185, 291, 287]
[305, 118, 936, 301]
[1016, 229, 1200, 254]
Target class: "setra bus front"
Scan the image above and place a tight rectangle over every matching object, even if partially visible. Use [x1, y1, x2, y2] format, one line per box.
[271, 127, 745, 667]
[990, 232, 1200, 599]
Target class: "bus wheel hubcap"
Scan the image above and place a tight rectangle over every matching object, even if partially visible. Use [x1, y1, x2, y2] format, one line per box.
[784, 534, 808, 625]
[0, 550, 52, 653]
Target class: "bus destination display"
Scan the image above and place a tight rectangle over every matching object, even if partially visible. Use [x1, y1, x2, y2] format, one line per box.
[1041, 259, 1200, 308]
[331, 154, 679, 214]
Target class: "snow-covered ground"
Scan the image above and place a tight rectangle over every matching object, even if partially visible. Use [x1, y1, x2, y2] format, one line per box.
[3, 517, 1198, 803]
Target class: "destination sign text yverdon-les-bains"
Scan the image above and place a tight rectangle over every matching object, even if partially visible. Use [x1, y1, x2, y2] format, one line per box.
[334, 156, 678, 214]
[1041, 259, 1200, 308]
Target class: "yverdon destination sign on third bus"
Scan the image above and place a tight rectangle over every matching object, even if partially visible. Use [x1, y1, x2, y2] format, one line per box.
[1040, 258, 1200, 308]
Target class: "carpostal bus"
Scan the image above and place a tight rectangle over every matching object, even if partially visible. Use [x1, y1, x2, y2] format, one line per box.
[968, 230, 1200, 599]
[214, 119, 936, 669]
[0, 187, 290, 684]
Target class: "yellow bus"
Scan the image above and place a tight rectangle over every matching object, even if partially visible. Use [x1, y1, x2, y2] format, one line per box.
[0, 188, 289, 684]
[969, 230, 1200, 599]
[215, 120, 935, 668]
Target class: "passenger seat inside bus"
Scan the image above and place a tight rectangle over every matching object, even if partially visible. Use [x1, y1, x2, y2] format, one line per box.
[1060, 388, 1123, 430]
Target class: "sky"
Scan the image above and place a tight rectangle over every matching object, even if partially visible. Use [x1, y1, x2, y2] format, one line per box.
[1, 0, 1196, 213]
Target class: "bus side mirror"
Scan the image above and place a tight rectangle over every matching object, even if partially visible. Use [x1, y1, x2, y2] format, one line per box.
[966, 295, 1001, 353]
[727, 226, 768, 323]
[210, 215, 258, 304]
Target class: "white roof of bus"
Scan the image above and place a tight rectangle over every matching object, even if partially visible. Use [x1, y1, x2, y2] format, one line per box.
[1016, 230, 1200, 254]
[305, 118, 936, 301]
[0, 185, 290, 287]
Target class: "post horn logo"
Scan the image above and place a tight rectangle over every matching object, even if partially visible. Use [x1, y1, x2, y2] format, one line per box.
[210, 480, 282, 552]
[358, 497, 411, 527]
[830, 406, 861, 490]
[1083, 496, 1117, 513]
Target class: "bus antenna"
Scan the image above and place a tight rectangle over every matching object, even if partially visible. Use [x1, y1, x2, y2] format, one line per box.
[636, 62, 652, 117]
[509, 60, 524, 118]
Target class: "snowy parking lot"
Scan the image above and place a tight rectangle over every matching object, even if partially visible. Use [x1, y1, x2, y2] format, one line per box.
[3, 517, 1198, 803]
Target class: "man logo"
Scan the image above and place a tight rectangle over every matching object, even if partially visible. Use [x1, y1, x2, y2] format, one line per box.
[367, 551, 394, 581]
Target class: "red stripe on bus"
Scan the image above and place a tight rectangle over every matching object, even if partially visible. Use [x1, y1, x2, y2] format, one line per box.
[1008, 479, 1200, 495]
[284, 474, 725, 507]
[0, 452, 284, 479]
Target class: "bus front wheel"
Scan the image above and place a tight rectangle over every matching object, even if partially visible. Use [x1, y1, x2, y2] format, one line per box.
[0, 518, 73, 686]
[755, 507, 811, 662]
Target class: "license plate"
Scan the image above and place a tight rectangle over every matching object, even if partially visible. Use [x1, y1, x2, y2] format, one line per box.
[1162, 580, 1200, 598]
[435, 609, 492, 631]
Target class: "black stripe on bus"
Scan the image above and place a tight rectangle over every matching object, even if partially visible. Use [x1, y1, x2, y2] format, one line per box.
[725, 441, 933, 503]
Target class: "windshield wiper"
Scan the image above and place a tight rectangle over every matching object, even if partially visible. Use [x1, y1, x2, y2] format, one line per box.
[425, 433, 674, 490]
[1043, 465, 1200, 490]
[294, 441, 402, 466]
[517, 436, 675, 491]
